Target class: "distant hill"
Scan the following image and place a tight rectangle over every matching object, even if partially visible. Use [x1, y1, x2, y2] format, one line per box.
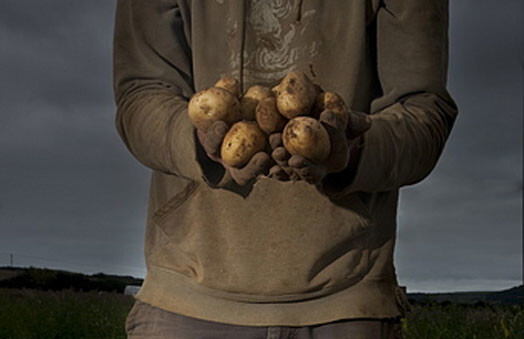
[407, 285, 523, 305]
[0, 266, 143, 294]
[0, 266, 521, 305]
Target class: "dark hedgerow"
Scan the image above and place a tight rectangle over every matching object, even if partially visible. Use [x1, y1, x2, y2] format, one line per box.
[0, 267, 142, 293]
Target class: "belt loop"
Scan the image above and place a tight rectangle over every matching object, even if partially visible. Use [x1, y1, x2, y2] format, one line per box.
[266, 326, 282, 339]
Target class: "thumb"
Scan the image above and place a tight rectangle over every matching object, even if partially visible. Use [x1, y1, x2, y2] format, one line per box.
[203, 120, 228, 156]
[229, 152, 271, 186]
[346, 111, 372, 139]
[319, 109, 341, 130]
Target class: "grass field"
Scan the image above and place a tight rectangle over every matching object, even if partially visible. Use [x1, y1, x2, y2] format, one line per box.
[0, 288, 133, 339]
[402, 302, 523, 339]
[0, 288, 523, 338]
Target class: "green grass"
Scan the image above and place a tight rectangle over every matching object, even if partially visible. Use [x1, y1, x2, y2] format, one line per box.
[402, 302, 524, 339]
[0, 288, 522, 338]
[0, 288, 134, 339]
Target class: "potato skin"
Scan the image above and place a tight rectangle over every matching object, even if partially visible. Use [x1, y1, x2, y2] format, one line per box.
[282, 117, 331, 164]
[214, 76, 241, 98]
[240, 85, 272, 120]
[221, 121, 267, 168]
[188, 87, 241, 131]
[273, 71, 317, 119]
[312, 91, 349, 129]
[255, 97, 287, 134]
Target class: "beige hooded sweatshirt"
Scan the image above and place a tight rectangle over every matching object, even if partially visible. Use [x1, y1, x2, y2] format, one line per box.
[113, 0, 458, 326]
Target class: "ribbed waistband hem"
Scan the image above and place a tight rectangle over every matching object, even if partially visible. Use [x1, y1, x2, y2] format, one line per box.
[134, 265, 403, 326]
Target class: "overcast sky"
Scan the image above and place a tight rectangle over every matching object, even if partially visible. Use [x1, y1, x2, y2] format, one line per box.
[0, 1, 522, 293]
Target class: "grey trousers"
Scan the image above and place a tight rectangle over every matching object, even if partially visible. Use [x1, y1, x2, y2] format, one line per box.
[126, 300, 403, 339]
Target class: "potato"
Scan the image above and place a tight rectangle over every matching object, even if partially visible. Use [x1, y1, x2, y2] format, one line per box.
[188, 87, 241, 131]
[272, 71, 317, 119]
[312, 91, 349, 129]
[255, 97, 287, 134]
[282, 117, 331, 164]
[240, 85, 272, 120]
[221, 121, 267, 168]
[214, 76, 241, 98]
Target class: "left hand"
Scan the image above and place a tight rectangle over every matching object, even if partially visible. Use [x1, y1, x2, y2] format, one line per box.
[197, 121, 271, 186]
[269, 109, 371, 184]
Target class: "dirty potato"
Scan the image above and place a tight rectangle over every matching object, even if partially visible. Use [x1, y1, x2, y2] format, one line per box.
[240, 85, 273, 120]
[282, 116, 331, 164]
[255, 97, 287, 134]
[312, 91, 349, 129]
[272, 71, 317, 119]
[214, 76, 241, 98]
[221, 121, 267, 168]
[188, 87, 241, 132]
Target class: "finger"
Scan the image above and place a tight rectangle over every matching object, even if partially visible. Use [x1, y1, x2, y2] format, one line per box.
[298, 169, 323, 184]
[319, 109, 339, 129]
[268, 165, 281, 177]
[346, 111, 372, 139]
[288, 154, 309, 168]
[288, 155, 327, 184]
[288, 154, 316, 173]
[288, 171, 302, 181]
[250, 152, 272, 172]
[288, 155, 312, 180]
[204, 121, 228, 155]
[269, 133, 283, 150]
[271, 149, 296, 179]
[230, 152, 271, 186]
[210, 120, 229, 139]
[197, 128, 220, 162]
[297, 164, 326, 184]
[315, 112, 349, 164]
[271, 147, 290, 167]
[272, 148, 302, 180]
[286, 164, 320, 184]
[268, 165, 290, 181]
[319, 110, 347, 147]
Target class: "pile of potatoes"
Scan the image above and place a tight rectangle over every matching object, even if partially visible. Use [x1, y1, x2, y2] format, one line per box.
[188, 71, 348, 168]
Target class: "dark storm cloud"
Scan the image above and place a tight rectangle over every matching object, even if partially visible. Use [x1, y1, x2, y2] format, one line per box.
[397, 174, 521, 276]
[447, 0, 522, 156]
[393, 0, 523, 290]
[0, 0, 120, 181]
[449, 0, 522, 77]
[0, 1, 148, 277]
[0, 1, 123, 172]
[0, 1, 115, 108]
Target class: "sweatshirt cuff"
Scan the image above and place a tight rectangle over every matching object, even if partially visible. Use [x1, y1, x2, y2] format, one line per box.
[169, 109, 209, 183]
[340, 119, 379, 194]
[172, 109, 232, 188]
[319, 114, 391, 198]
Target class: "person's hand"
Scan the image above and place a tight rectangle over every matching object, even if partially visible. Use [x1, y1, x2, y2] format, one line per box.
[197, 120, 271, 186]
[269, 110, 372, 184]
[267, 133, 294, 181]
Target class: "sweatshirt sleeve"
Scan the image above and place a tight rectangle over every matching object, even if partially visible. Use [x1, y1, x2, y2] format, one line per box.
[327, 0, 459, 196]
[113, 0, 223, 183]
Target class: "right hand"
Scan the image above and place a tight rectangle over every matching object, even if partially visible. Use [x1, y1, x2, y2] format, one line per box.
[197, 121, 271, 186]
[268, 110, 372, 183]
